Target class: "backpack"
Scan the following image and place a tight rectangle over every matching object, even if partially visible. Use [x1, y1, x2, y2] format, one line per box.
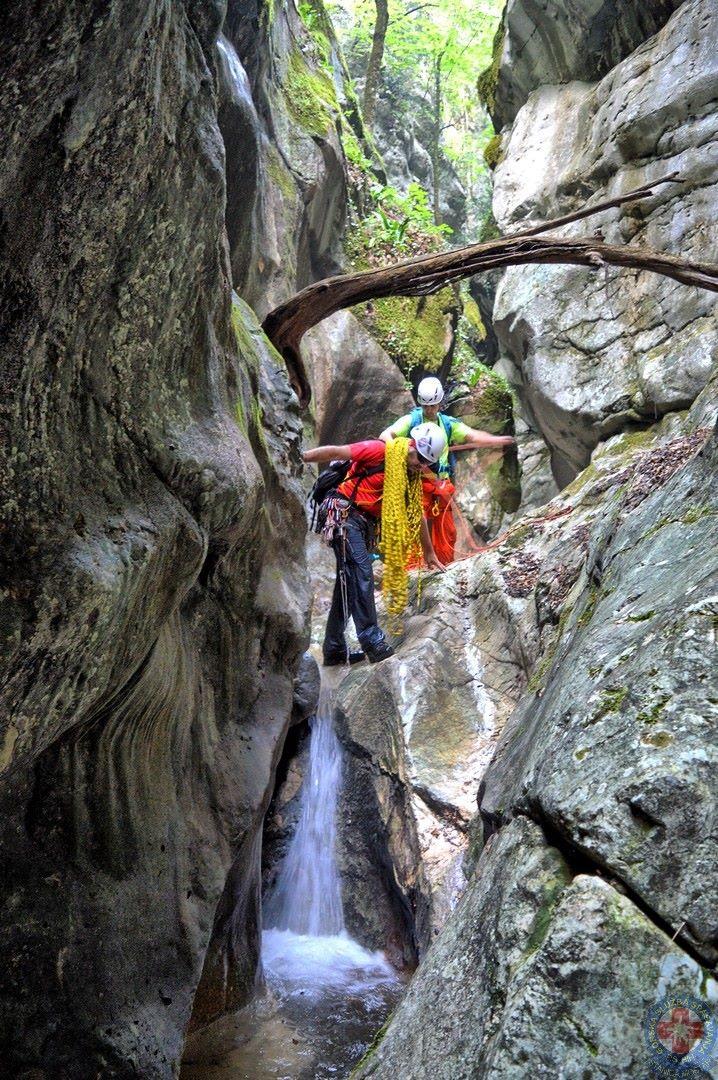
[307, 460, 384, 532]
[409, 407, 457, 479]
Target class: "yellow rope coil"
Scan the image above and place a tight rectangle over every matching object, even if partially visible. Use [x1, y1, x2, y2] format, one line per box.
[380, 438, 423, 626]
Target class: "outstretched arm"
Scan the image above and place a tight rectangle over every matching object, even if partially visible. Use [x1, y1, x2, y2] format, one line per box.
[302, 444, 352, 464]
[453, 427, 515, 451]
[379, 415, 412, 443]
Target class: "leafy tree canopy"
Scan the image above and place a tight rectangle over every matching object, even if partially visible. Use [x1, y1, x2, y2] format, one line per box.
[327, 0, 504, 230]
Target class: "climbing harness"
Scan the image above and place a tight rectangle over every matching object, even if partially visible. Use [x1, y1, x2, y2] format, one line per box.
[309, 462, 383, 535]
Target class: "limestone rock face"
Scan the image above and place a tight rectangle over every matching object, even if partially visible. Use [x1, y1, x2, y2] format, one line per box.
[353, 370, 717, 1074]
[355, 818, 718, 1079]
[330, 541, 533, 961]
[303, 310, 413, 445]
[222, 0, 347, 315]
[489, 0, 685, 130]
[492, 0, 718, 483]
[0, 6, 308, 1076]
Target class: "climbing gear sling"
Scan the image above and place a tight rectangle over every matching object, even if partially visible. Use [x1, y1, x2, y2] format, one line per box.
[308, 461, 383, 535]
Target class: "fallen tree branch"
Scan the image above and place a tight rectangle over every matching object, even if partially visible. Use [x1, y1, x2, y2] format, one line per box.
[262, 176, 718, 406]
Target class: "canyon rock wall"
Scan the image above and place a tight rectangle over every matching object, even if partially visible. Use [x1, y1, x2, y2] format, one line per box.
[222, 0, 348, 315]
[487, 0, 685, 131]
[0, 5, 308, 1076]
[352, 2, 718, 1071]
[491, 0, 718, 485]
[355, 341, 718, 1080]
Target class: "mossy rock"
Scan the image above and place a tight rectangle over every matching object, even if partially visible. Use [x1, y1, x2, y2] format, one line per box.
[450, 366, 513, 432]
[476, 20, 506, 121]
[284, 46, 339, 139]
[266, 146, 296, 201]
[358, 291, 454, 376]
[483, 132, 504, 171]
[485, 447, 521, 515]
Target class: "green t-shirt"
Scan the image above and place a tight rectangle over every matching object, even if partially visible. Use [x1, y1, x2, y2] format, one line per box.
[387, 410, 470, 476]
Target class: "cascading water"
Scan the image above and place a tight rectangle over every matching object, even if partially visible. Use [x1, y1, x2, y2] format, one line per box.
[216, 34, 254, 110]
[182, 671, 403, 1080]
[263, 680, 344, 937]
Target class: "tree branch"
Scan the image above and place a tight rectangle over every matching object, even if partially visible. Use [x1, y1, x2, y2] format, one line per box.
[262, 176, 718, 406]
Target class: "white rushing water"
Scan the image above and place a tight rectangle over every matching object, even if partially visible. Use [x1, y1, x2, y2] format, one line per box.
[262, 676, 397, 995]
[183, 674, 402, 1079]
[216, 34, 254, 110]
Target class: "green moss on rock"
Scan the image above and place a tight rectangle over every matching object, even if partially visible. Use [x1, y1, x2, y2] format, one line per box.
[284, 47, 338, 138]
[641, 730, 673, 748]
[477, 21, 505, 119]
[362, 292, 452, 375]
[266, 147, 296, 201]
[590, 686, 628, 724]
[483, 132, 504, 170]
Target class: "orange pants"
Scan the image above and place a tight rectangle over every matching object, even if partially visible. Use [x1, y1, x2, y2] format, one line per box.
[429, 500, 457, 565]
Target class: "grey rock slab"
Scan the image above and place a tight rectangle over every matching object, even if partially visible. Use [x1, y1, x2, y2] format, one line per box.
[481, 417, 718, 962]
[491, 0, 684, 130]
[492, 0, 718, 479]
[303, 309, 413, 445]
[355, 816, 717, 1079]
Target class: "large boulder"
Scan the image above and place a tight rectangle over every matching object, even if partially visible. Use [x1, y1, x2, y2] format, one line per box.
[355, 817, 718, 1079]
[0, 6, 308, 1075]
[303, 309, 413, 444]
[483, 0, 685, 131]
[491, 0, 718, 483]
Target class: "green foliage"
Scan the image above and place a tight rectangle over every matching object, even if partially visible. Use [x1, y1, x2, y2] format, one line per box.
[328, 0, 504, 222]
[346, 180, 451, 262]
[343, 128, 372, 170]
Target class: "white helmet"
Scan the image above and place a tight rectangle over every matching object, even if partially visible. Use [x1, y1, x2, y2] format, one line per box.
[410, 421, 447, 464]
[417, 376, 444, 406]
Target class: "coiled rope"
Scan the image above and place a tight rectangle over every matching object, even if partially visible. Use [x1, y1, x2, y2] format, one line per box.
[380, 438, 423, 625]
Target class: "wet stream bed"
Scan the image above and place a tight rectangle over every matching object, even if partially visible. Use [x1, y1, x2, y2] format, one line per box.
[181, 673, 405, 1079]
[182, 930, 404, 1079]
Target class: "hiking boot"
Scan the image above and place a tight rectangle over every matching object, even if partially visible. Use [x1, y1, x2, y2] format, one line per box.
[365, 643, 394, 664]
[323, 650, 366, 667]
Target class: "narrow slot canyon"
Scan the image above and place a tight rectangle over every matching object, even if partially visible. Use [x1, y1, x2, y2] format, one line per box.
[1, 1, 717, 1078]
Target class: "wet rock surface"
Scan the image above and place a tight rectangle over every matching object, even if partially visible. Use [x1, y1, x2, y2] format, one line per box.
[0, 6, 308, 1074]
[223, 0, 347, 314]
[492, 0, 718, 482]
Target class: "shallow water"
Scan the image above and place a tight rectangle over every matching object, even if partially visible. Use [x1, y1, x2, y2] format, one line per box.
[182, 678, 404, 1079]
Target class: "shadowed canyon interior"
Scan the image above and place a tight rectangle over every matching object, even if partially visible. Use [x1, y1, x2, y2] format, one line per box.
[0, 0, 716, 1077]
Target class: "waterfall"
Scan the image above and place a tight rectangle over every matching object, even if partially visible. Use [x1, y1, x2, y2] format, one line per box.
[263, 680, 344, 936]
[261, 673, 398, 994]
[216, 34, 254, 111]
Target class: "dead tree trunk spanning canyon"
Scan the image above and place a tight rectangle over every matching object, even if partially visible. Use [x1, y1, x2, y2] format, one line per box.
[262, 176, 718, 407]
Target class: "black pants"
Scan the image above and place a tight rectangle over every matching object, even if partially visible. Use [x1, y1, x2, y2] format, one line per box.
[323, 511, 389, 659]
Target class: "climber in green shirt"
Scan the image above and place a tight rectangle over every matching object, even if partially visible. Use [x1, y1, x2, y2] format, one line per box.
[379, 376, 514, 479]
[379, 376, 515, 563]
